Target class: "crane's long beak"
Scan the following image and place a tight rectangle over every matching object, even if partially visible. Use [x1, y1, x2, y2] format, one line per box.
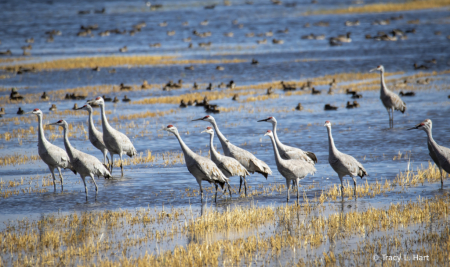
[369, 68, 377, 72]
[192, 117, 204, 121]
[407, 125, 420, 130]
[201, 130, 207, 133]
[46, 122, 58, 126]
[75, 106, 85, 110]
[257, 118, 270, 122]
[24, 111, 34, 115]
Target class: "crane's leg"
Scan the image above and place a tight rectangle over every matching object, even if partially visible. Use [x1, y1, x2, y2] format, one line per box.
[440, 168, 444, 189]
[286, 179, 290, 202]
[110, 154, 114, 173]
[81, 176, 88, 200]
[387, 108, 391, 128]
[214, 183, 218, 203]
[119, 153, 124, 177]
[89, 173, 98, 193]
[296, 178, 300, 205]
[198, 180, 203, 202]
[352, 176, 357, 197]
[49, 167, 57, 191]
[391, 108, 395, 128]
[57, 167, 64, 191]
[243, 177, 248, 196]
[227, 182, 232, 198]
[339, 175, 344, 197]
[239, 176, 243, 194]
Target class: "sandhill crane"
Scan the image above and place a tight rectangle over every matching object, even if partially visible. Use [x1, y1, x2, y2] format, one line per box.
[164, 125, 231, 202]
[91, 97, 137, 176]
[192, 115, 272, 194]
[48, 120, 111, 198]
[258, 116, 317, 164]
[324, 121, 368, 196]
[264, 130, 316, 202]
[25, 109, 76, 191]
[201, 127, 250, 195]
[408, 119, 449, 188]
[76, 104, 110, 167]
[370, 65, 406, 127]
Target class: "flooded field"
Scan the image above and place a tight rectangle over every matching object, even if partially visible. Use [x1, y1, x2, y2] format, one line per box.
[1, 0, 450, 265]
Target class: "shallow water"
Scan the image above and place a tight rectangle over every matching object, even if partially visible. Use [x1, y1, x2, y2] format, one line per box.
[1, 0, 450, 264]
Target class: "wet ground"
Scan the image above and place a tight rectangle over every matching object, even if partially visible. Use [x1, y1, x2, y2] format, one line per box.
[0, 0, 450, 265]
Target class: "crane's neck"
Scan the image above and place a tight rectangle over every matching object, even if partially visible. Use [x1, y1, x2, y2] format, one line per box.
[424, 127, 439, 152]
[62, 125, 75, 160]
[380, 69, 389, 94]
[272, 121, 285, 152]
[210, 120, 231, 156]
[36, 114, 48, 146]
[326, 127, 339, 156]
[268, 135, 283, 166]
[87, 109, 96, 136]
[173, 132, 195, 161]
[208, 132, 220, 161]
[99, 103, 113, 132]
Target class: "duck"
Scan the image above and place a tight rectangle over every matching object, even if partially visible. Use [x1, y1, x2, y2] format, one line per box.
[95, 8, 105, 13]
[205, 104, 220, 114]
[345, 20, 360, 26]
[251, 59, 259, 65]
[246, 32, 255, 38]
[149, 43, 161, 48]
[65, 93, 86, 100]
[227, 80, 236, 88]
[346, 101, 356, 109]
[113, 97, 119, 103]
[395, 79, 408, 88]
[10, 88, 24, 100]
[218, 82, 226, 89]
[257, 39, 267, 44]
[0, 108, 5, 115]
[167, 30, 176, 36]
[206, 83, 213, 90]
[49, 104, 57, 111]
[159, 21, 168, 27]
[224, 32, 234, 37]
[196, 97, 209, 106]
[0, 50, 12, 56]
[141, 80, 151, 89]
[216, 66, 224, 71]
[41, 92, 49, 100]
[25, 38, 34, 43]
[372, 19, 390, 25]
[180, 100, 188, 108]
[187, 100, 195, 106]
[399, 91, 415, 96]
[324, 104, 338, 110]
[185, 65, 195, 70]
[329, 78, 337, 88]
[16, 66, 36, 74]
[277, 28, 289, 34]
[109, 69, 116, 74]
[426, 59, 437, 64]
[311, 87, 321, 95]
[327, 88, 334, 95]
[267, 87, 274, 95]
[92, 66, 100, 71]
[414, 63, 428, 70]
[352, 93, 363, 99]
[232, 94, 239, 101]
[193, 82, 199, 89]
[183, 37, 192, 42]
[182, 21, 189, 26]
[119, 46, 128, 53]
[72, 103, 79, 110]
[280, 81, 295, 91]
[314, 21, 330, 27]
[346, 88, 357, 95]
[120, 83, 132, 90]
[103, 95, 112, 102]
[122, 95, 131, 102]
[272, 39, 284, 44]
[17, 107, 25, 115]
[333, 32, 352, 43]
[352, 101, 360, 108]
[300, 81, 312, 90]
[295, 103, 303, 111]
[200, 20, 209, 26]
[416, 78, 430, 85]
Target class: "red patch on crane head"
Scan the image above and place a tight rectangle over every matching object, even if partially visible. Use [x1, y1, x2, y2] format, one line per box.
[206, 127, 212, 130]
[420, 123, 425, 126]
[57, 120, 63, 123]
[96, 97, 101, 100]
[83, 105, 87, 107]
[377, 65, 381, 68]
[268, 116, 273, 119]
[204, 115, 210, 118]
[167, 125, 173, 128]
[325, 120, 330, 123]
[33, 108, 39, 111]
[267, 130, 272, 133]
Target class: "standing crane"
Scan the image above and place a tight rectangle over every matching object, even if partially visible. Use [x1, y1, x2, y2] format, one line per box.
[76, 104, 110, 168]
[264, 130, 316, 202]
[408, 119, 449, 188]
[192, 115, 272, 194]
[164, 125, 231, 202]
[324, 121, 368, 197]
[91, 97, 137, 176]
[48, 120, 111, 198]
[370, 65, 406, 127]
[258, 116, 317, 164]
[25, 109, 76, 191]
[201, 127, 250, 195]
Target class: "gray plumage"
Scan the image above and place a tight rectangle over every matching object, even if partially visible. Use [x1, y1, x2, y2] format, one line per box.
[26, 109, 75, 191]
[92, 97, 137, 176]
[264, 130, 316, 202]
[76, 104, 110, 166]
[258, 116, 317, 164]
[192, 115, 272, 189]
[164, 125, 230, 202]
[371, 65, 406, 127]
[202, 127, 250, 195]
[325, 121, 368, 196]
[409, 119, 450, 188]
[49, 120, 111, 198]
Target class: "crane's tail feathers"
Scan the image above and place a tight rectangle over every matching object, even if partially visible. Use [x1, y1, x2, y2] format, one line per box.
[104, 173, 112, 179]
[306, 152, 318, 164]
[216, 181, 225, 189]
[358, 169, 368, 179]
[255, 170, 269, 179]
[70, 168, 77, 175]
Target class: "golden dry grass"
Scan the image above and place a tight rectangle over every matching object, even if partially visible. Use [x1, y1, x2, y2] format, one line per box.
[1, 55, 247, 71]
[306, 0, 450, 15]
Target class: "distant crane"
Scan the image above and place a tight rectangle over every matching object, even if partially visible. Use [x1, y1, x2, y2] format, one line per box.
[48, 120, 111, 198]
[25, 109, 76, 191]
[264, 130, 316, 202]
[258, 116, 317, 164]
[370, 65, 406, 127]
[164, 125, 231, 202]
[76, 104, 110, 167]
[324, 121, 368, 196]
[408, 119, 450, 188]
[202, 127, 250, 195]
[192, 115, 272, 194]
[91, 97, 137, 176]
